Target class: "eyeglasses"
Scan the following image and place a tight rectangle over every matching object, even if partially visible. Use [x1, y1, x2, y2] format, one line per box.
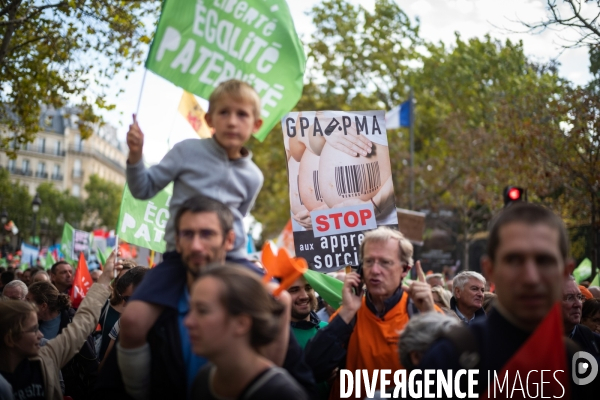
[178, 229, 218, 242]
[563, 294, 585, 303]
[364, 259, 395, 269]
[363, 258, 410, 271]
[23, 324, 39, 334]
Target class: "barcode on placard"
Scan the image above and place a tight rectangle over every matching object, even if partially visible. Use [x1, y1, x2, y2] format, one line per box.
[335, 162, 381, 198]
[313, 170, 323, 202]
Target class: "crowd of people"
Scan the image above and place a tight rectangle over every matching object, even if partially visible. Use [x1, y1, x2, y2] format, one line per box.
[0, 79, 599, 399]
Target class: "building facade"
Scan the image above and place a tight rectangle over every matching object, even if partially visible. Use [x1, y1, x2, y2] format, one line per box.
[0, 106, 127, 198]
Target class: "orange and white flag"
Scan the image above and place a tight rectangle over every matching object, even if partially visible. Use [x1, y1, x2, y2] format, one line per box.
[178, 91, 212, 138]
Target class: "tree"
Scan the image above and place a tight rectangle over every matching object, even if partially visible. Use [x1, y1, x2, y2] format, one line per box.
[36, 181, 84, 244]
[0, 168, 31, 245]
[0, 0, 159, 154]
[83, 174, 123, 229]
[501, 85, 600, 279]
[522, 1, 600, 48]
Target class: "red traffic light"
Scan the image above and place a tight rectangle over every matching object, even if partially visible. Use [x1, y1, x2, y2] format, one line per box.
[503, 186, 525, 206]
[508, 188, 521, 201]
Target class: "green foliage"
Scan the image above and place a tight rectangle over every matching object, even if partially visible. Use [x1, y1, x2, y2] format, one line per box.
[0, 168, 32, 238]
[249, 0, 599, 271]
[0, 0, 160, 154]
[83, 174, 123, 229]
[36, 182, 84, 240]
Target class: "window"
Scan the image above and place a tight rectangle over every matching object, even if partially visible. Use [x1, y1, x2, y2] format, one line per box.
[74, 134, 82, 151]
[37, 162, 46, 174]
[53, 164, 60, 176]
[72, 184, 80, 197]
[73, 159, 82, 178]
[55, 141, 62, 155]
[7, 159, 15, 171]
[22, 159, 30, 172]
[38, 138, 46, 153]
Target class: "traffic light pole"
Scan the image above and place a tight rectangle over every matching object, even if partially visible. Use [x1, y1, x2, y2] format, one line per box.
[409, 87, 415, 211]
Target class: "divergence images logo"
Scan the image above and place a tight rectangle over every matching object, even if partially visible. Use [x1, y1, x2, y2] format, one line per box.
[572, 351, 598, 385]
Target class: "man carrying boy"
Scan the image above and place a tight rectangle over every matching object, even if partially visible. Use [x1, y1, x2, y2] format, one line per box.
[118, 80, 265, 396]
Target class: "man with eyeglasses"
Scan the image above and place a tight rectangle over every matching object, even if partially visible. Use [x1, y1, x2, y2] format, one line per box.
[304, 227, 438, 400]
[562, 275, 600, 357]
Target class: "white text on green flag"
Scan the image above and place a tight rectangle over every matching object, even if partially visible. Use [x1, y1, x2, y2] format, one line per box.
[145, 0, 306, 141]
[117, 184, 173, 253]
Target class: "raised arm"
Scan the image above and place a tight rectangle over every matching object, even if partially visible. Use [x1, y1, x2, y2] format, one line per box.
[40, 252, 121, 368]
[127, 142, 185, 200]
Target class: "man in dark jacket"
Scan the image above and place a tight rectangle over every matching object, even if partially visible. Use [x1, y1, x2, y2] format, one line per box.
[93, 196, 316, 400]
[450, 271, 486, 324]
[419, 203, 598, 398]
[562, 275, 600, 358]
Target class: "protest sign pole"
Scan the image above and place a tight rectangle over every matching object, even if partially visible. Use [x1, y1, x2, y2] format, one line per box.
[136, 69, 147, 116]
[409, 87, 415, 210]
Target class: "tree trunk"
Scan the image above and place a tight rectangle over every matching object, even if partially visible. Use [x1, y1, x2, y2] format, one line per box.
[590, 191, 598, 283]
[0, 0, 23, 66]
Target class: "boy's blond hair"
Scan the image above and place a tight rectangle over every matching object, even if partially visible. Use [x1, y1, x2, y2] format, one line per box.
[207, 80, 261, 120]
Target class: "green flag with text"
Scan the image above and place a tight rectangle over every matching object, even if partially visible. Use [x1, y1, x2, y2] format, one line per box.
[145, 0, 306, 141]
[117, 184, 173, 253]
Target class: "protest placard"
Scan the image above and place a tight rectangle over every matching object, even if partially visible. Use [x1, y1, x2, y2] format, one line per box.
[72, 229, 92, 261]
[282, 110, 398, 271]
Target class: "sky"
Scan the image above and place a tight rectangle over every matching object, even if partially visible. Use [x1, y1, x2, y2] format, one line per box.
[101, 0, 594, 164]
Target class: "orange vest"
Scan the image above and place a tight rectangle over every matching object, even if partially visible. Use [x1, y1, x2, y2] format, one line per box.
[328, 292, 409, 400]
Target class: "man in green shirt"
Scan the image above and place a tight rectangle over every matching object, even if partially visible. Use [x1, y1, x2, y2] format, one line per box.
[287, 276, 328, 349]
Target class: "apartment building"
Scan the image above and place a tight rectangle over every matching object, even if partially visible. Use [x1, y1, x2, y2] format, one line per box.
[0, 106, 127, 198]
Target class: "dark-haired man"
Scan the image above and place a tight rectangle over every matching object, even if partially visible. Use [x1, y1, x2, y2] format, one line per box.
[95, 195, 316, 400]
[288, 276, 328, 349]
[419, 203, 597, 397]
[50, 261, 73, 294]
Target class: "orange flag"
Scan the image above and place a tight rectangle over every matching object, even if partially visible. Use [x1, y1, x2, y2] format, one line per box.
[70, 253, 93, 309]
[480, 303, 569, 399]
[178, 91, 212, 138]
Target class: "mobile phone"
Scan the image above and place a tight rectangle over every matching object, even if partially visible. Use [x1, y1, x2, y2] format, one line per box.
[352, 262, 364, 296]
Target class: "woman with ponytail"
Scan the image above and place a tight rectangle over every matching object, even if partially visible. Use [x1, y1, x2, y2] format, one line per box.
[0, 253, 120, 400]
[185, 263, 308, 400]
[26, 282, 72, 340]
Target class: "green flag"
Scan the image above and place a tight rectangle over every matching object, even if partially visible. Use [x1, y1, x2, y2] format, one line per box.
[117, 184, 172, 253]
[97, 247, 113, 267]
[145, 0, 306, 141]
[573, 258, 592, 283]
[60, 222, 75, 263]
[590, 270, 600, 287]
[303, 269, 344, 309]
[45, 252, 55, 270]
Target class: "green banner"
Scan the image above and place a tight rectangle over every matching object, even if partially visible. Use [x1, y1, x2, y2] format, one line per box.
[573, 258, 592, 283]
[303, 269, 344, 309]
[145, 0, 306, 141]
[60, 223, 75, 263]
[117, 184, 173, 253]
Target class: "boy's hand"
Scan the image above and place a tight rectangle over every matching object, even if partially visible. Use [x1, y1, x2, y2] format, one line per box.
[127, 114, 144, 164]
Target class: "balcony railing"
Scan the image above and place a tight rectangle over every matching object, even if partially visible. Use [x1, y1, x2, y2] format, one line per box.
[35, 171, 48, 179]
[18, 145, 65, 157]
[68, 145, 125, 173]
[72, 169, 83, 178]
[7, 167, 33, 176]
[51, 173, 63, 181]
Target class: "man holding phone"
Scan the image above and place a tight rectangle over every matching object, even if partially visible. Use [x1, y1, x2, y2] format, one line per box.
[304, 227, 438, 400]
